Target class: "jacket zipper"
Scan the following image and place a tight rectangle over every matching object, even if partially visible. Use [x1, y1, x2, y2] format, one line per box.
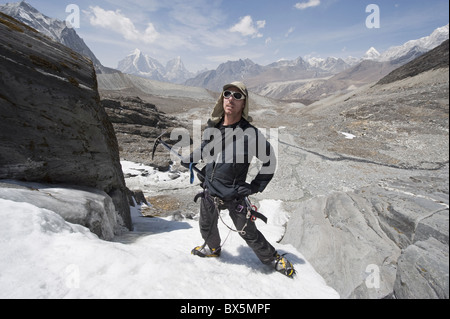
[210, 153, 221, 182]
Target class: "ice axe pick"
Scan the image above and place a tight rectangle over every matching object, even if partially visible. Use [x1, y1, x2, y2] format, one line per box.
[151, 132, 204, 183]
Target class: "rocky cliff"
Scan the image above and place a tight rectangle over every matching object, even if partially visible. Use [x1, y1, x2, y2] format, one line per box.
[0, 13, 131, 235]
[100, 94, 184, 171]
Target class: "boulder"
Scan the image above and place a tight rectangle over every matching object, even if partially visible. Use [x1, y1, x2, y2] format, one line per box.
[282, 175, 449, 299]
[0, 13, 131, 232]
[282, 191, 401, 299]
[0, 180, 126, 240]
[394, 238, 449, 299]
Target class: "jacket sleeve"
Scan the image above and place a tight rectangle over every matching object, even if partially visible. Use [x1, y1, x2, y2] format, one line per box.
[180, 124, 218, 168]
[250, 130, 277, 194]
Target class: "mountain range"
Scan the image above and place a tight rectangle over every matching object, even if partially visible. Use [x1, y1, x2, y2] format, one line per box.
[1, 1, 448, 100]
[186, 23, 448, 95]
[0, 1, 118, 74]
[117, 49, 194, 84]
[124, 23, 447, 93]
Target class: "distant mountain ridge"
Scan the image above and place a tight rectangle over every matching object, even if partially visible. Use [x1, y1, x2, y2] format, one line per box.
[0, 1, 118, 74]
[117, 49, 194, 84]
[378, 39, 449, 85]
[185, 56, 353, 92]
[2, 1, 447, 97]
[186, 24, 448, 93]
[378, 24, 449, 63]
[363, 47, 381, 60]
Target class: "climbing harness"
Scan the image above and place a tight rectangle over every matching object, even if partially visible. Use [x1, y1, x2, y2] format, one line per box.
[192, 191, 266, 255]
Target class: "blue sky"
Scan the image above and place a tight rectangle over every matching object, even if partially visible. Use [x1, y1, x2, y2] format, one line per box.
[7, 0, 449, 72]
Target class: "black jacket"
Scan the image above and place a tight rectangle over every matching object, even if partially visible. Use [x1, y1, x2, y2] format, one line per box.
[186, 118, 276, 201]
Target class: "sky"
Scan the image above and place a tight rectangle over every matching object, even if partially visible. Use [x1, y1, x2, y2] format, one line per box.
[5, 0, 449, 72]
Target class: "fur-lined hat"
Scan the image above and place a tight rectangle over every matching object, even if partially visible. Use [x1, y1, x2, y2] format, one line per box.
[210, 81, 253, 124]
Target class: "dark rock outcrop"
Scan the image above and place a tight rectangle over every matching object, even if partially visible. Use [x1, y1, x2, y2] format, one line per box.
[100, 94, 188, 171]
[0, 13, 131, 231]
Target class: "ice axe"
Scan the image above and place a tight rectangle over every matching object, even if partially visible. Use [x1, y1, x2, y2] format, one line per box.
[152, 133, 266, 222]
[151, 131, 204, 183]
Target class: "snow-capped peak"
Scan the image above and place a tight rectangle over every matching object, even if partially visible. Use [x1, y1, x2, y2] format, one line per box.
[0, 1, 65, 39]
[363, 47, 381, 60]
[0, 1, 117, 74]
[130, 48, 142, 57]
[307, 57, 325, 67]
[117, 50, 194, 84]
[165, 57, 194, 83]
[378, 24, 449, 62]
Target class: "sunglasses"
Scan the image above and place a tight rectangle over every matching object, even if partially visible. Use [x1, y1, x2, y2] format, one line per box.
[223, 90, 246, 100]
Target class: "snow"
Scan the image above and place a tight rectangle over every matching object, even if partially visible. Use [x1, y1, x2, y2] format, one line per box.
[378, 24, 448, 62]
[339, 132, 356, 140]
[18, 10, 33, 22]
[0, 161, 339, 299]
[363, 47, 381, 60]
[117, 50, 194, 83]
[0, 180, 122, 241]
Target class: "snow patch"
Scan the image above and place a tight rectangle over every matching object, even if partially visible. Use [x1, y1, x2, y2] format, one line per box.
[0, 161, 339, 299]
[339, 132, 356, 140]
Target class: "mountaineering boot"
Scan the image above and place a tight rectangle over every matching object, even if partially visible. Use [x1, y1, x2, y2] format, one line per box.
[273, 254, 296, 278]
[191, 246, 221, 258]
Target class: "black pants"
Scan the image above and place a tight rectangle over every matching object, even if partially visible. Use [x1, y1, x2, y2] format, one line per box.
[199, 194, 277, 265]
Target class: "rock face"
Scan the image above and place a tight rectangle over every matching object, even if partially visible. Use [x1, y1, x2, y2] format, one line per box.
[100, 94, 186, 171]
[394, 238, 449, 299]
[0, 13, 131, 232]
[282, 175, 449, 299]
[0, 1, 118, 75]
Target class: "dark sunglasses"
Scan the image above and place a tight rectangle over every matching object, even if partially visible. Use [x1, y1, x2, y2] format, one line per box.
[223, 90, 246, 100]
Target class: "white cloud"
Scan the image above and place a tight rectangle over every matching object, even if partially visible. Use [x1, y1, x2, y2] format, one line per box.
[87, 6, 160, 44]
[256, 20, 266, 29]
[294, 0, 321, 10]
[230, 15, 266, 38]
[285, 27, 295, 37]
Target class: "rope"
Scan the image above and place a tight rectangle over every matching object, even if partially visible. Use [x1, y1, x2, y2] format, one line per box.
[218, 211, 248, 236]
[197, 192, 252, 251]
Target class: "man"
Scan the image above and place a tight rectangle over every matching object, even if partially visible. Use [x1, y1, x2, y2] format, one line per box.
[185, 82, 295, 278]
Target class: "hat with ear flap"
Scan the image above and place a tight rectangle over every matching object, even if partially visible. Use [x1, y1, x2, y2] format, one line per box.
[210, 81, 253, 124]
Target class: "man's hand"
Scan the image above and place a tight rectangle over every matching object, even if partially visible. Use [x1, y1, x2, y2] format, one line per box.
[237, 184, 253, 196]
[237, 183, 259, 196]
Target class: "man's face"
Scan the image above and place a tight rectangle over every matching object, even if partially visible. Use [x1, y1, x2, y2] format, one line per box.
[223, 86, 246, 117]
